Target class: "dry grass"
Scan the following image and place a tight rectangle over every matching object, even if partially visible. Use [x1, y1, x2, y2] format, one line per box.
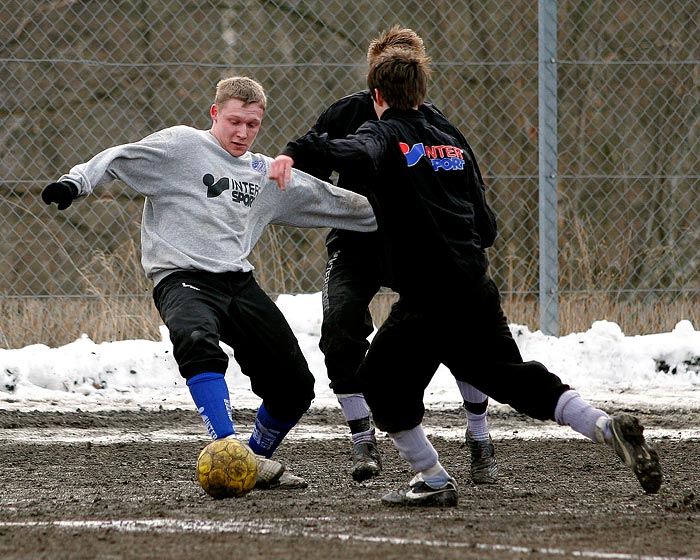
[0, 240, 161, 349]
[0, 296, 162, 349]
[1, 286, 698, 350]
[369, 290, 700, 337]
[2, 230, 699, 348]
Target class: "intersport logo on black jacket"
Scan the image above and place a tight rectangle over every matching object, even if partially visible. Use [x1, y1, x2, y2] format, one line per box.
[399, 142, 465, 171]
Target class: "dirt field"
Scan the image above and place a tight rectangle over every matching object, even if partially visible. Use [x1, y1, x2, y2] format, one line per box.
[0, 404, 699, 560]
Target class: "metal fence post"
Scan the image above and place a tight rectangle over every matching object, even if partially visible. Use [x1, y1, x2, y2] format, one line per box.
[538, 0, 559, 336]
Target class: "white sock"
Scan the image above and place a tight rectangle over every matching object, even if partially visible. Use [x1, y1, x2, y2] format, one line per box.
[594, 416, 612, 444]
[419, 461, 451, 488]
[338, 393, 375, 445]
[389, 424, 439, 472]
[456, 380, 487, 404]
[337, 393, 370, 422]
[554, 390, 609, 442]
[466, 410, 489, 441]
[351, 428, 375, 445]
[457, 381, 490, 441]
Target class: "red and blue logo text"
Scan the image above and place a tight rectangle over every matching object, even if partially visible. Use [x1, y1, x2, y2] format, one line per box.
[399, 142, 465, 171]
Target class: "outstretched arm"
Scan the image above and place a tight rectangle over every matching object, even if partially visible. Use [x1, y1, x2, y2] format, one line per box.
[271, 126, 385, 190]
[268, 166, 377, 232]
[43, 129, 173, 203]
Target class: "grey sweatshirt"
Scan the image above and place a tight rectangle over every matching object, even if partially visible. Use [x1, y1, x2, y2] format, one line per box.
[59, 125, 377, 284]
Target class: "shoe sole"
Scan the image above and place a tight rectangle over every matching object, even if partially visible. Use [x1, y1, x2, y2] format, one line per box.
[381, 482, 458, 507]
[610, 415, 662, 494]
[382, 490, 458, 507]
[352, 462, 381, 483]
[261, 471, 308, 490]
[266, 479, 308, 490]
[471, 469, 498, 485]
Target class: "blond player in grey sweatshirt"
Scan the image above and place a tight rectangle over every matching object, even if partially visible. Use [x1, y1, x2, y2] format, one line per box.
[42, 76, 377, 490]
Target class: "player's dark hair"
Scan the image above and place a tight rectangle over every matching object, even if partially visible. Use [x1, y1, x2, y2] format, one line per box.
[367, 48, 431, 111]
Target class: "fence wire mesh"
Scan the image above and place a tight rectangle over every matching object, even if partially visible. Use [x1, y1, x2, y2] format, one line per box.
[2, 1, 699, 346]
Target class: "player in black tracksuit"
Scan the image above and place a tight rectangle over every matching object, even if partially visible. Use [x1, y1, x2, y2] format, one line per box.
[270, 47, 662, 507]
[281, 26, 500, 485]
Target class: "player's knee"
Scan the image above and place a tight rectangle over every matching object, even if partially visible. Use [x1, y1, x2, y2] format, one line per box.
[271, 390, 315, 421]
[373, 415, 410, 434]
[329, 375, 364, 395]
[273, 369, 315, 419]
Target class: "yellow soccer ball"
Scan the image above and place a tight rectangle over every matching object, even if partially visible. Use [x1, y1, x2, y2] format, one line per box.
[196, 438, 258, 499]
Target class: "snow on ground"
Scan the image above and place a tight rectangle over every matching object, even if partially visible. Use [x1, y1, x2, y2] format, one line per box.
[1, 293, 698, 413]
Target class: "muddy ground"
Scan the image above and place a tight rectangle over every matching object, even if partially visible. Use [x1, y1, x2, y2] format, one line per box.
[0, 405, 699, 560]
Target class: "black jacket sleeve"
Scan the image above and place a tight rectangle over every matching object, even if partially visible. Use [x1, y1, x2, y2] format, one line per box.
[291, 122, 388, 177]
[281, 91, 377, 186]
[281, 110, 336, 182]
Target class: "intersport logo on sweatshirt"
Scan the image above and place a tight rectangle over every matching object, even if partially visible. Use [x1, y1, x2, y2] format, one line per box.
[203, 173, 260, 207]
[399, 142, 465, 171]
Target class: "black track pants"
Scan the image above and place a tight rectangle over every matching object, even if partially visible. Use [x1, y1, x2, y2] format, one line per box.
[153, 270, 315, 421]
[358, 277, 569, 433]
[320, 248, 383, 394]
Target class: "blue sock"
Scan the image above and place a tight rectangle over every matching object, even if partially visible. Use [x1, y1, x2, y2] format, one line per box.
[186, 372, 235, 440]
[248, 403, 297, 458]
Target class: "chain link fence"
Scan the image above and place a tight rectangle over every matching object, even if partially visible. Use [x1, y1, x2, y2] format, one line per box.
[2, 1, 699, 347]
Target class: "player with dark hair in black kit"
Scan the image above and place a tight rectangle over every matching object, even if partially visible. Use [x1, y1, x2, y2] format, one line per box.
[278, 26, 500, 485]
[270, 45, 662, 507]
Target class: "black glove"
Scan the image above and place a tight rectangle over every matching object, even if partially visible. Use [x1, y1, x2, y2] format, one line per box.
[42, 181, 79, 210]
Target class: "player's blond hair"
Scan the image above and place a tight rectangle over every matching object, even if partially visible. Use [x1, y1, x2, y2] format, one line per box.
[214, 76, 267, 110]
[367, 25, 426, 66]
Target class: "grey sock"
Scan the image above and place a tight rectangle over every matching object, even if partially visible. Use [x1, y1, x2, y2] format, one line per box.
[554, 390, 609, 442]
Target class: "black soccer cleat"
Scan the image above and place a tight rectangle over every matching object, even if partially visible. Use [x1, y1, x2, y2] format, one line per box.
[466, 430, 499, 484]
[351, 435, 382, 482]
[603, 414, 662, 494]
